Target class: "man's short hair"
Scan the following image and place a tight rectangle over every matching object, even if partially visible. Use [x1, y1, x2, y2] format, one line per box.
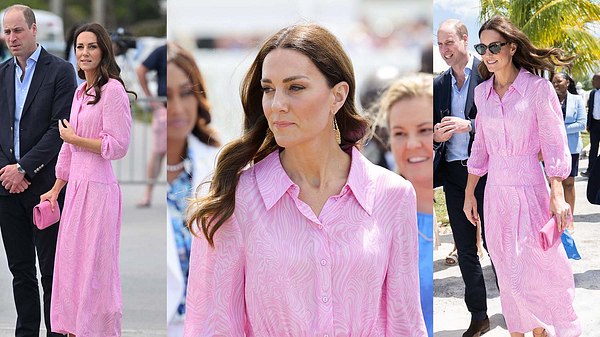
[4, 4, 36, 28]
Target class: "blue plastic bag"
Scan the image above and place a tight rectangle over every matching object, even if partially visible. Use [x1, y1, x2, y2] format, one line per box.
[561, 229, 581, 260]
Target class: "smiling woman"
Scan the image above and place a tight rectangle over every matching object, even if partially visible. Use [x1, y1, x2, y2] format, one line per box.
[377, 73, 434, 337]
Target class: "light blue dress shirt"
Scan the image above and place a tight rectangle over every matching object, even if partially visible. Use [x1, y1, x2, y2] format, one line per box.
[14, 44, 42, 161]
[445, 55, 473, 161]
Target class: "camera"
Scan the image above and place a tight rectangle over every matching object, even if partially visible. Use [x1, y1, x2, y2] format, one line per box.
[110, 27, 136, 56]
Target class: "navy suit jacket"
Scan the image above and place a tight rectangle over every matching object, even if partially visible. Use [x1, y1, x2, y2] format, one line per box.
[0, 47, 76, 197]
[588, 89, 598, 130]
[433, 57, 483, 188]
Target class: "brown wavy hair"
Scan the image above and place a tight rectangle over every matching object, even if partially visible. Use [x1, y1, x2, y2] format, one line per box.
[167, 43, 221, 147]
[188, 23, 370, 246]
[73, 23, 136, 104]
[477, 16, 574, 80]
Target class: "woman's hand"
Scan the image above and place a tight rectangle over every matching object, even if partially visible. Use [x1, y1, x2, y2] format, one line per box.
[463, 193, 479, 226]
[550, 195, 572, 232]
[40, 188, 60, 212]
[58, 119, 78, 144]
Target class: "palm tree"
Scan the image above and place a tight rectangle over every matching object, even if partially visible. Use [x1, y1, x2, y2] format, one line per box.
[479, 0, 600, 79]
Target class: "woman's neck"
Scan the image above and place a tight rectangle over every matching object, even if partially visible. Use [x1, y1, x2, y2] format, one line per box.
[167, 138, 187, 164]
[413, 181, 433, 214]
[557, 91, 567, 102]
[84, 72, 98, 89]
[167, 138, 187, 183]
[280, 140, 350, 190]
[494, 64, 519, 88]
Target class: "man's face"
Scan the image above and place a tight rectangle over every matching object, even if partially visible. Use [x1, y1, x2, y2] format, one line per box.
[593, 75, 600, 90]
[3, 9, 37, 59]
[437, 25, 469, 68]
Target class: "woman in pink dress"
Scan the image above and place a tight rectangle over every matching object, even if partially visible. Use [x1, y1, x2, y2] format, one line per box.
[183, 23, 426, 336]
[463, 16, 580, 337]
[40, 23, 133, 337]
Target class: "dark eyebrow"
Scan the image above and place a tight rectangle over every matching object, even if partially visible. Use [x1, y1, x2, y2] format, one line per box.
[392, 122, 432, 128]
[261, 75, 309, 83]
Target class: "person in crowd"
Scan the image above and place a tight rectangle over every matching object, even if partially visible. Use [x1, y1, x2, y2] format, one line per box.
[587, 153, 600, 204]
[434, 18, 490, 337]
[378, 73, 434, 336]
[0, 5, 76, 336]
[464, 15, 580, 337]
[166, 42, 221, 337]
[551, 72, 586, 231]
[40, 22, 134, 337]
[183, 23, 427, 336]
[583, 73, 600, 177]
[137, 44, 167, 208]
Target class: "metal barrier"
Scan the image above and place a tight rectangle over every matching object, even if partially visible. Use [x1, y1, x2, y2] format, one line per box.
[114, 96, 166, 185]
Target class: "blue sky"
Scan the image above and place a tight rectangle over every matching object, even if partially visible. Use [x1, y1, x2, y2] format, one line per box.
[433, 0, 481, 48]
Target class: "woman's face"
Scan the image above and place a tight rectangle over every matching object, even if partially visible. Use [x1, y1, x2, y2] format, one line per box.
[552, 74, 569, 96]
[75, 31, 102, 77]
[261, 48, 345, 149]
[479, 29, 514, 74]
[389, 96, 433, 186]
[167, 62, 198, 142]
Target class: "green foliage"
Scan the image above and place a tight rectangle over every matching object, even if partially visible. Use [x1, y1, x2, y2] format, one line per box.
[0, 1, 49, 10]
[479, 0, 600, 78]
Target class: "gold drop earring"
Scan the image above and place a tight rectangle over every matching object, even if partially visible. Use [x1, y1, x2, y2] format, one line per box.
[333, 117, 341, 145]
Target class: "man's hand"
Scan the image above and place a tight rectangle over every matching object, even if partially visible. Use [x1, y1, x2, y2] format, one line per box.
[434, 116, 472, 142]
[9, 178, 30, 193]
[0, 164, 30, 193]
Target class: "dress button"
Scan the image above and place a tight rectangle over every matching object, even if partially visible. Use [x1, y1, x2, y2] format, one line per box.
[318, 224, 323, 230]
[322, 296, 328, 303]
[320, 259, 327, 266]
[324, 335, 329, 337]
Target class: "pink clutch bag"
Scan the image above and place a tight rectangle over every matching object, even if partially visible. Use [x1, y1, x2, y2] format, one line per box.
[33, 201, 61, 230]
[539, 216, 563, 251]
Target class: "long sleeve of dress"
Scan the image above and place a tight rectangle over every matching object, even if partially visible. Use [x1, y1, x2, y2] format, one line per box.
[100, 82, 132, 160]
[55, 142, 72, 181]
[536, 81, 571, 179]
[467, 105, 489, 176]
[183, 216, 247, 337]
[384, 186, 427, 336]
[565, 95, 587, 134]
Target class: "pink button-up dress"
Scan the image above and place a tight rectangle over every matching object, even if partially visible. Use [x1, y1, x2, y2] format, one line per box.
[51, 79, 132, 337]
[183, 147, 426, 336]
[468, 68, 580, 336]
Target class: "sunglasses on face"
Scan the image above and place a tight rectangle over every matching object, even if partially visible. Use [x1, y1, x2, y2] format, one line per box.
[474, 42, 509, 55]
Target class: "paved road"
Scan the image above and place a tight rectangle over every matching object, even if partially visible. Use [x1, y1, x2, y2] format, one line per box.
[434, 167, 600, 336]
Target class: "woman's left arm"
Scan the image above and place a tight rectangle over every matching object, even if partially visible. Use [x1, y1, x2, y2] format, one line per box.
[58, 83, 132, 158]
[565, 95, 587, 134]
[536, 81, 572, 229]
[59, 119, 101, 153]
[385, 184, 427, 336]
[99, 83, 132, 160]
[548, 177, 571, 230]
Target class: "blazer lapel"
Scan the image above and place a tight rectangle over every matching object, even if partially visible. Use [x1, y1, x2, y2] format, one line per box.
[465, 58, 480, 120]
[4, 59, 16, 125]
[21, 49, 49, 118]
[442, 70, 452, 116]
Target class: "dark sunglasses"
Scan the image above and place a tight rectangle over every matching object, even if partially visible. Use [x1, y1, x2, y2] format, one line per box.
[474, 42, 509, 55]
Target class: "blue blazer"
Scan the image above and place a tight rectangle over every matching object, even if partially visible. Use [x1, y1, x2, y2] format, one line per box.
[563, 92, 587, 154]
